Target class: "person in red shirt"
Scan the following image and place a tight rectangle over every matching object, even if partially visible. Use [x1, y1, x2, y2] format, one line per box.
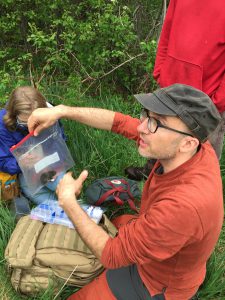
[27, 84, 223, 300]
[153, 0, 225, 159]
[126, 0, 225, 180]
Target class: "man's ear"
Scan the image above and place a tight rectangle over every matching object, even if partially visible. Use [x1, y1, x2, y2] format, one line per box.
[179, 136, 200, 153]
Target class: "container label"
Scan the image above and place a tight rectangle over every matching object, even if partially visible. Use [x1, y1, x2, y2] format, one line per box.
[34, 152, 60, 173]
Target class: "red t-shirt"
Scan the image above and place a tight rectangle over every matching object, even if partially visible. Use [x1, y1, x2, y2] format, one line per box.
[153, 0, 225, 112]
[101, 113, 224, 300]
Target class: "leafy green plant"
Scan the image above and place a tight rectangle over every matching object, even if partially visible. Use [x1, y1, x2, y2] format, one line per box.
[0, 0, 159, 96]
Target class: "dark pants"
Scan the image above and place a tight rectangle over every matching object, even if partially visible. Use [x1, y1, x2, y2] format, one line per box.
[106, 265, 165, 300]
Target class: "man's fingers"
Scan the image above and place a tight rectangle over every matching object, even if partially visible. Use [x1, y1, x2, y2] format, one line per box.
[33, 124, 46, 136]
[65, 171, 73, 179]
[27, 115, 42, 136]
[56, 171, 88, 197]
[27, 116, 36, 134]
[76, 170, 88, 186]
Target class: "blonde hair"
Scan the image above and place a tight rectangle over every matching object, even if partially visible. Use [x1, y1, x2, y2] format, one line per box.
[3, 86, 47, 131]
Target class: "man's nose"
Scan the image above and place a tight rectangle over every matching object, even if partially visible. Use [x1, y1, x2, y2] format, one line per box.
[137, 118, 149, 134]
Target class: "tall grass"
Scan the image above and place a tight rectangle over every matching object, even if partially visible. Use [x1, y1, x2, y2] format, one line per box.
[0, 89, 224, 299]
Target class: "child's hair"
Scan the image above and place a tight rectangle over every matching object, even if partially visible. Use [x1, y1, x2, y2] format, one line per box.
[3, 86, 47, 131]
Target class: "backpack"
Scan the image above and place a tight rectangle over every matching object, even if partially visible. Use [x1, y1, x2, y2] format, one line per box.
[5, 214, 117, 295]
[85, 176, 141, 212]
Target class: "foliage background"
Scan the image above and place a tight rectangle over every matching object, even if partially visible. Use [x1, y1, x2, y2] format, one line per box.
[0, 0, 225, 299]
[0, 0, 162, 98]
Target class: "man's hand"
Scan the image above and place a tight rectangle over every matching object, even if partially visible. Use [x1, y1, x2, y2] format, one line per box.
[28, 105, 65, 136]
[56, 170, 88, 213]
[56, 170, 110, 260]
[28, 105, 116, 135]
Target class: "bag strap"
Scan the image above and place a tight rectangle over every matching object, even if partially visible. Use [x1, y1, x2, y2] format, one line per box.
[95, 179, 138, 212]
[11, 269, 23, 291]
[108, 179, 138, 212]
[127, 199, 138, 212]
[113, 192, 125, 206]
[100, 214, 118, 237]
[95, 188, 124, 206]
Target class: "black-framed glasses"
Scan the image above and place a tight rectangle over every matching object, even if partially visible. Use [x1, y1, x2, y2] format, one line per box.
[140, 109, 193, 137]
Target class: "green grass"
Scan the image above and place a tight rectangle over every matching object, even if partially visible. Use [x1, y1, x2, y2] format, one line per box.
[0, 88, 225, 299]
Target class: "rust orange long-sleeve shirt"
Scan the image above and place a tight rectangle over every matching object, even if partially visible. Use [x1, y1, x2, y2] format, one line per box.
[101, 112, 224, 300]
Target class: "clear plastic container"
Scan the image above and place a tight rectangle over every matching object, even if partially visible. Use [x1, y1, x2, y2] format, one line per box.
[10, 123, 74, 195]
[30, 200, 104, 228]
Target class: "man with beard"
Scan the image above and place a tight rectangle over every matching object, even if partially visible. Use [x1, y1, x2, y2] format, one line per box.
[28, 84, 223, 300]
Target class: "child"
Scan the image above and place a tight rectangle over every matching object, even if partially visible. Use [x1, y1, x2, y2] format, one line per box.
[0, 86, 64, 204]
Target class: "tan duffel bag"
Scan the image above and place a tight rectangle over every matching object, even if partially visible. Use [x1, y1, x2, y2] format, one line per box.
[5, 214, 117, 295]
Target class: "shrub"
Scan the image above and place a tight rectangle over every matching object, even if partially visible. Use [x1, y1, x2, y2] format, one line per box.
[0, 0, 160, 96]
